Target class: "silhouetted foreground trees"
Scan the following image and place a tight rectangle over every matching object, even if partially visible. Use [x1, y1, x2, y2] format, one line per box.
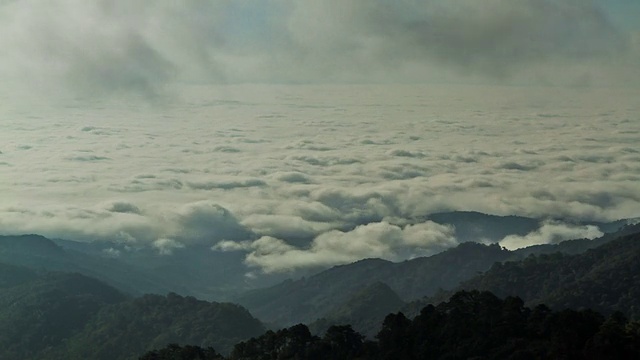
[142, 290, 640, 360]
[139, 344, 224, 360]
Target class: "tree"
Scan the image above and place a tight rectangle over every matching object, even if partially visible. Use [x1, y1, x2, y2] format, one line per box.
[138, 344, 223, 360]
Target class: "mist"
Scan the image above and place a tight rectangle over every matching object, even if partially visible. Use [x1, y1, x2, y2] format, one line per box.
[1, 1, 639, 273]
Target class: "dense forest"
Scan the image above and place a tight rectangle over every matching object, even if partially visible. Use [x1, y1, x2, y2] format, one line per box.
[0, 270, 264, 359]
[141, 290, 640, 360]
[420, 229, 640, 319]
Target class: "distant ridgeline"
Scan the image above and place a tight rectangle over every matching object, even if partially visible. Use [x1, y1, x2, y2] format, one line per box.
[0, 211, 631, 304]
[0, 218, 638, 359]
[234, 223, 640, 333]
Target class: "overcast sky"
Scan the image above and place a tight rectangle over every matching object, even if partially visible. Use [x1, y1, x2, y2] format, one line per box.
[1, 1, 639, 273]
[1, 0, 639, 99]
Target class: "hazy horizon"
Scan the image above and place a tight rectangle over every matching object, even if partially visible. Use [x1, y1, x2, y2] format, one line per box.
[1, 1, 639, 273]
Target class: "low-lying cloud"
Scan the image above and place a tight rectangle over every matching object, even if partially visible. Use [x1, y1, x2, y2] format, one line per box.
[499, 221, 604, 250]
[1, 81, 639, 273]
[214, 221, 456, 273]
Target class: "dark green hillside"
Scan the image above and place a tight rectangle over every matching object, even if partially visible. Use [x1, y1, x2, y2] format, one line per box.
[0, 234, 183, 297]
[375, 291, 640, 360]
[514, 222, 640, 257]
[235, 258, 392, 327]
[0, 234, 71, 269]
[0, 272, 127, 360]
[150, 291, 640, 359]
[0, 267, 265, 360]
[429, 231, 640, 319]
[63, 292, 265, 359]
[235, 243, 510, 327]
[0, 262, 38, 288]
[310, 282, 405, 338]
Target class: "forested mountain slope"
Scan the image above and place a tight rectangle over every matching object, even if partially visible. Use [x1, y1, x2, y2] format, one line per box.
[423, 230, 640, 319]
[0, 272, 127, 359]
[237, 224, 638, 329]
[144, 290, 640, 360]
[60, 293, 265, 359]
[235, 242, 511, 326]
[0, 266, 265, 359]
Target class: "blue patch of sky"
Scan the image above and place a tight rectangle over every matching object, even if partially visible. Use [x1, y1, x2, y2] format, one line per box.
[601, 0, 640, 31]
[220, 1, 284, 49]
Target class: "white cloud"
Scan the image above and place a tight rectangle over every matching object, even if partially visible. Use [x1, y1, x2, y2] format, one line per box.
[153, 238, 185, 255]
[172, 201, 255, 244]
[0, 83, 639, 273]
[216, 221, 456, 273]
[499, 221, 604, 250]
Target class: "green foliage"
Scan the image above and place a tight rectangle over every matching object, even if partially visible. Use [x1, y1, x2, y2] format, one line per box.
[441, 232, 640, 319]
[139, 344, 224, 360]
[374, 290, 640, 360]
[229, 324, 374, 360]
[309, 282, 405, 337]
[198, 290, 640, 359]
[0, 262, 38, 288]
[0, 272, 127, 360]
[235, 242, 511, 327]
[63, 292, 265, 359]
[0, 268, 264, 360]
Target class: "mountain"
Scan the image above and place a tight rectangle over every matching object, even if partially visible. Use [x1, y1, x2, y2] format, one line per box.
[513, 222, 640, 257]
[0, 265, 266, 359]
[235, 242, 511, 327]
[425, 211, 628, 243]
[0, 271, 127, 360]
[2, 211, 627, 303]
[61, 293, 265, 359]
[0, 262, 38, 288]
[235, 223, 636, 330]
[425, 211, 541, 242]
[53, 238, 291, 300]
[309, 281, 405, 338]
[162, 290, 640, 360]
[0, 234, 179, 296]
[423, 229, 640, 319]
[0, 234, 70, 269]
[375, 290, 640, 360]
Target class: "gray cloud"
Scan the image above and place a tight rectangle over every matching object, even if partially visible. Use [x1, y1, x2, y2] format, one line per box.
[187, 178, 266, 191]
[1, 0, 637, 103]
[272, 172, 314, 184]
[104, 201, 142, 215]
[387, 149, 426, 158]
[214, 220, 456, 273]
[152, 237, 185, 256]
[0, 81, 639, 273]
[173, 201, 255, 244]
[399, 0, 626, 77]
[277, 0, 636, 85]
[499, 221, 604, 250]
[0, 0, 227, 99]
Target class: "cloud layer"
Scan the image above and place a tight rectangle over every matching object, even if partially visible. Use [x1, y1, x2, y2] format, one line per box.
[1, 83, 639, 271]
[214, 221, 456, 273]
[499, 221, 604, 250]
[1, 0, 639, 100]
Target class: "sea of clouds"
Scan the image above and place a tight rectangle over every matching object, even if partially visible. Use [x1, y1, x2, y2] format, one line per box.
[1, 0, 639, 273]
[2, 84, 639, 272]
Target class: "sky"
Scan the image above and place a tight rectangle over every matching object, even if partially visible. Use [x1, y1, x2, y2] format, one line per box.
[1, 1, 639, 273]
[1, 0, 639, 98]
